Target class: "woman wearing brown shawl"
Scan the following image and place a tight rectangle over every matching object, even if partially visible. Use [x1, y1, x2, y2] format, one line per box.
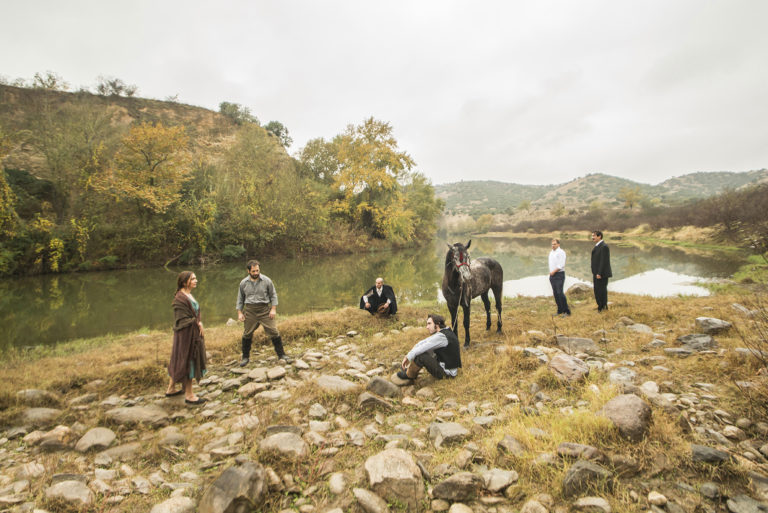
[167, 271, 207, 404]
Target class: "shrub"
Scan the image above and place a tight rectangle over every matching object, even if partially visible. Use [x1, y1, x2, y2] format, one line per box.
[221, 244, 246, 260]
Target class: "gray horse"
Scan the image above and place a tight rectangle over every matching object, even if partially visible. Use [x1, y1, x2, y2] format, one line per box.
[442, 240, 503, 348]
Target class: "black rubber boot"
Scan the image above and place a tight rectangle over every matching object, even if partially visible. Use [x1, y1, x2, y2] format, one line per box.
[240, 336, 252, 367]
[271, 336, 288, 361]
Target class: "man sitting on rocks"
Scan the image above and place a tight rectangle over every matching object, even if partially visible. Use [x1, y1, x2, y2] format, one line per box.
[397, 314, 461, 382]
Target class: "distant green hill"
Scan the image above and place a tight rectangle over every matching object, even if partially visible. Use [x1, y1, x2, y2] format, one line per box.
[436, 170, 768, 216]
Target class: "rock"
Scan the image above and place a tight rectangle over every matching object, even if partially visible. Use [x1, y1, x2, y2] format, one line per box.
[106, 405, 169, 427]
[608, 367, 637, 386]
[700, 482, 721, 500]
[724, 425, 747, 441]
[567, 283, 592, 297]
[520, 499, 549, 513]
[726, 494, 768, 513]
[328, 472, 346, 495]
[556, 442, 606, 463]
[482, 468, 519, 492]
[16, 389, 60, 406]
[627, 323, 653, 334]
[75, 427, 116, 452]
[691, 444, 731, 464]
[432, 472, 484, 501]
[429, 422, 470, 448]
[38, 425, 75, 451]
[648, 491, 667, 505]
[696, 317, 732, 334]
[556, 336, 599, 355]
[527, 330, 548, 343]
[448, 504, 474, 513]
[259, 432, 308, 460]
[21, 407, 61, 427]
[497, 435, 526, 457]
[352, 488, 389, 513]
[366, 377, 401, 398]
[573, 496, 612, 512]
[600, 394, 652, 441]
[198, 462, 266, 513]
[237, 382, 269, 397]
[562, 460, 614, 498]
[16, 462, 45, 480]
[548, 354, 590, 383]
[308, 403, 327, 419]
[267, 366, 286, 380]
[358, 392, 394, 410]
[677, 334, 717, 351]
[247, 367, 268, 381]
[44, 480, 94, 507]
[364, 448, 424, 510]
[315, 375, 359, 394]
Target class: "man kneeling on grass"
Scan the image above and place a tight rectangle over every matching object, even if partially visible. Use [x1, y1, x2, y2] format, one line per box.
[397, 314, 462, 382]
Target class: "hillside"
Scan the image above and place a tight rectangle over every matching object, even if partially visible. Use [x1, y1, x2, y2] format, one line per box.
[0, 84, 442, 275]
[436, 170, 768, 217]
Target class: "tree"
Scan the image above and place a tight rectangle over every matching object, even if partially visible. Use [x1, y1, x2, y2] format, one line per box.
[618, 186, 643, 210]
[518, 200, 531, 212]
[0, 125, 19, 237]
[297, 137, 340, 184]
[32, 71, 69, 91]
[264, 120, 293, 147]
[218, 102, 259, 125]
[588, 199, 604, 212]
[95, 76, 138, 97]
[102, 122, 190, 217]
[551, 201, 566, 217]
[476, 214, 494, 233]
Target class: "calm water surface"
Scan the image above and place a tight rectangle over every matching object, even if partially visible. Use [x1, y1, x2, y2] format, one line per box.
[0, 237, 745, 349]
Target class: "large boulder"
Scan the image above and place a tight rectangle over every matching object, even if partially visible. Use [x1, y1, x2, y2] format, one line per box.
[352, 488, 390, 513]
[366, 377, 401, 398]
[21, 407, 61, 428]
[695, 317, 732, 334]
[364, 448, 424, 510]
[315, 375, 359, 394]
[562, 460, 614, 498]
[149, 496, 197, 513]
[677, 334, 717, 351]
[198, 462, 266, 513]
[75, 427, 116, 452]
[44, 479, 94, 508]
[567, 283, 592, 297]
[600, 394, 652, 442]
[16, 389, 61, 406]
[259, 432, 308, 461]
[432, 472, 484, 501]
[548, 354, 590, 383]
[428, 422, 470, 448]
[556, 336, 599, 355]
[105, 405, 169, 428]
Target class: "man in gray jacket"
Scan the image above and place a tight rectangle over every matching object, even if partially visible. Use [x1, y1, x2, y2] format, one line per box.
[236, 260, 286, 366]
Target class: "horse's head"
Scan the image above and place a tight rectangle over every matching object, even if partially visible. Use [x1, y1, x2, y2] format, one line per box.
[446, 240, 472, 283]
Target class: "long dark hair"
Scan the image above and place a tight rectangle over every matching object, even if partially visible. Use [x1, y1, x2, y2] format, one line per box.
[176, 271, 194, 293]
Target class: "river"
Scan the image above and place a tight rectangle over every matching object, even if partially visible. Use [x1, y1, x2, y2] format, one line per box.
[0, 236, 745, 350]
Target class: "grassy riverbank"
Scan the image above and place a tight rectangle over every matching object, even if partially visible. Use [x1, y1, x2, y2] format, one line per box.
[2, 289, 768, 512]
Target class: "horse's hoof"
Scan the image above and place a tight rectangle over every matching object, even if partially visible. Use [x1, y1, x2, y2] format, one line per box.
[463, 343, 471, 350]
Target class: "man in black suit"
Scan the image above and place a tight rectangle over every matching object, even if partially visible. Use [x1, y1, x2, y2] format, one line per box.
[591, 230, 612, 312]
[360, 277, 398, 316]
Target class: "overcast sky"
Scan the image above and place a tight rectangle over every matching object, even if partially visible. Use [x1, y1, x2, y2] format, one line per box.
[2, 1, 767, 185]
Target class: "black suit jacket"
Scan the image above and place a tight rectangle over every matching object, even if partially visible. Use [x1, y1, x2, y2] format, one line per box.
[359, 284, 398, 314]
[591, 241, 612, 278]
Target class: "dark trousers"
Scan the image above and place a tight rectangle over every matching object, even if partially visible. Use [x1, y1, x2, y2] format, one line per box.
[413, 351, 449, 379]
[593, 276, 609, 311]
[549, 271, 570, 314]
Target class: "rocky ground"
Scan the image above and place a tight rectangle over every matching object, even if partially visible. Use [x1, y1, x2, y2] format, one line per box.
[1, 292, 768, 513]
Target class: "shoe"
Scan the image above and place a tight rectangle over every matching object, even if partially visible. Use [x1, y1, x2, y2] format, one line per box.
[164, 389, 183, 397]
[185, 398, 207, 405]
[239, 357, 250, 367]
[396, 370, 412, 381]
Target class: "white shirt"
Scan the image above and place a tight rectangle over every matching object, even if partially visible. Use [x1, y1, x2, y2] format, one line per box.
[549, 247, 566, 273]
[362, 286, 390, 304]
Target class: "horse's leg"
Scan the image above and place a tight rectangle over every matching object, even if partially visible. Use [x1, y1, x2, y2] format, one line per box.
[480, 292, 491, 331]
[493, 286, 503, 332]
[462, 304, 471, 348]
[448, 302, 459, 334]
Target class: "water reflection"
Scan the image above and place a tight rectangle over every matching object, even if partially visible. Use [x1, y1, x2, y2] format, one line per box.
[0, 236, 744, 349]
